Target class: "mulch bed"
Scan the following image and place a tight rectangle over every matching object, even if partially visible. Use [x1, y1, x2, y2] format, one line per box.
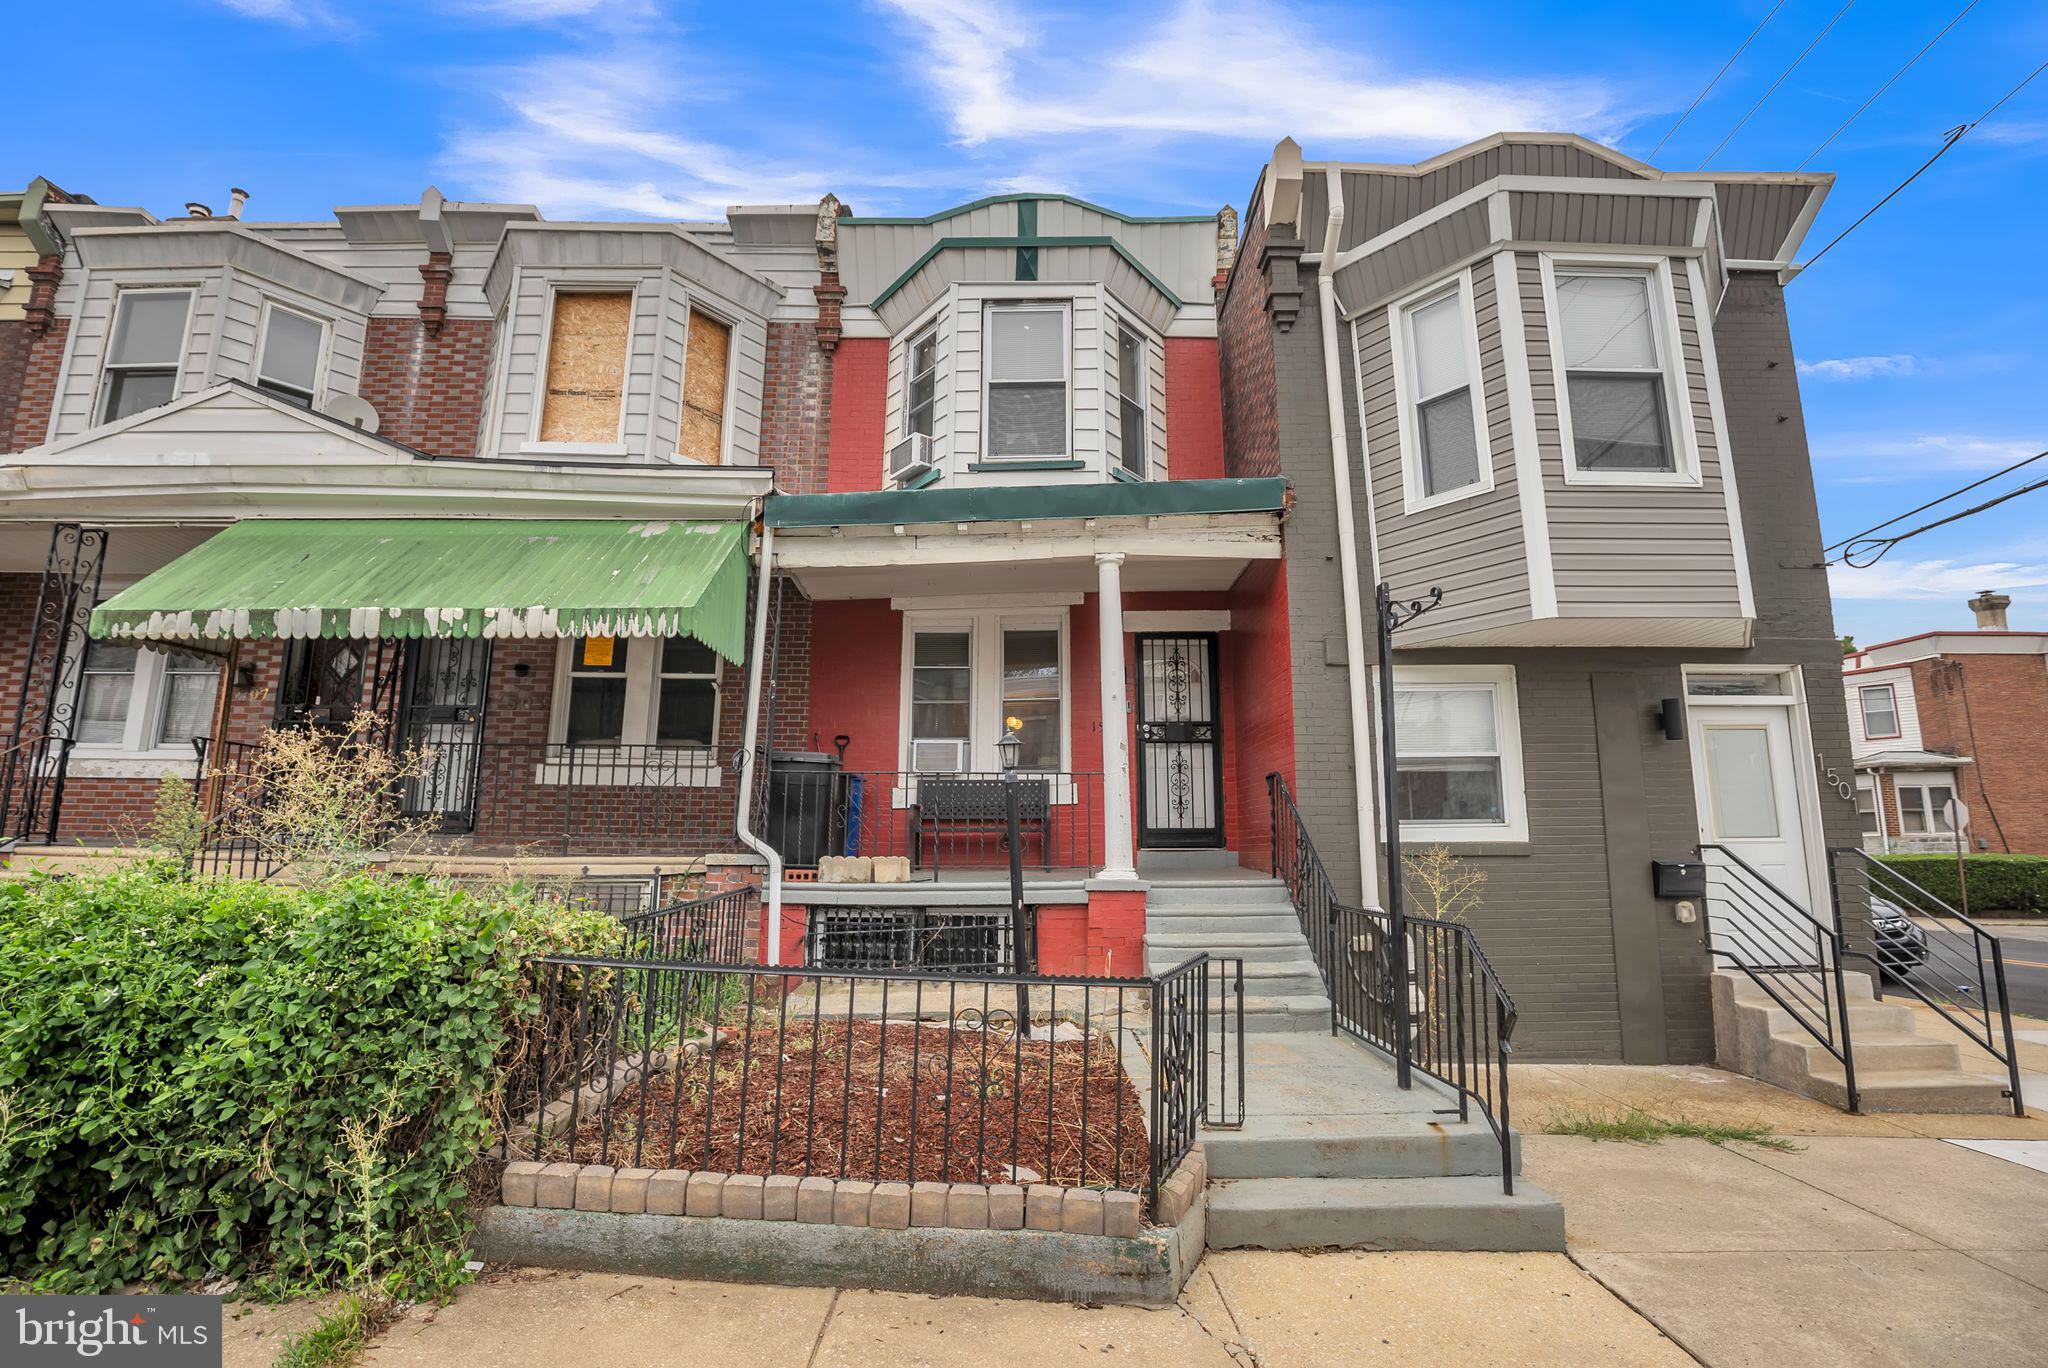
[541, 1016, 1150, 1195]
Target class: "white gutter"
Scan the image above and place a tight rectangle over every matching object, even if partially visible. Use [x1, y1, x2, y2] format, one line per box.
[1315, 165, 1383, 909]
[733, 516, 785, 962]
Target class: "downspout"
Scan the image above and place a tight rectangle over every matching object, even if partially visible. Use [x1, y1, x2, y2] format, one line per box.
[1315, 166, 1383, 909]
[733, 514, 784, 962]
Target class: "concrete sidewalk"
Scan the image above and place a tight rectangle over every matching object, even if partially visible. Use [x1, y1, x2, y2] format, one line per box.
[331, 1252, 1685, 1367]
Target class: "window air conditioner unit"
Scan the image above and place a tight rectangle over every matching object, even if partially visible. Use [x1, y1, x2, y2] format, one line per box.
[910, 739, 967, 774]
[888, 433, 934, 483]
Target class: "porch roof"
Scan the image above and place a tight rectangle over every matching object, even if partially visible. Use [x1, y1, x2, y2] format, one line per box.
[763, 476, 1288, 530]
[88, 518, 750, 663]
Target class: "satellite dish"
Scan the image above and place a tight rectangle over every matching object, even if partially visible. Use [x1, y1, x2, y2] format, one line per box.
[320, 393, 381, 434]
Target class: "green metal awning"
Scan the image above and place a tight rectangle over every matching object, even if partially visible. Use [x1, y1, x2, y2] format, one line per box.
[764, 476, 1289, 530]
[90, 518, 751, 663]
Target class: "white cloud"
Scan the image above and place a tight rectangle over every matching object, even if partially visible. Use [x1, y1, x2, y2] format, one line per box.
[1829, 557, 2048, 602]
[1814, 433, 2042, 483]
[875, 0, 1615, 150]
[1797, 354, 1918, 381]
[217, 0, 341, 26]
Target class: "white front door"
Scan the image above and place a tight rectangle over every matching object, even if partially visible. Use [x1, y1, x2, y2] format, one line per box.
[1689, 702, 1818, 965]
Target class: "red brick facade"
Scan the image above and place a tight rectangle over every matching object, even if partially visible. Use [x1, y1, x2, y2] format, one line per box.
[1215, 213, 1277, 479]
[356, 318, 494, 457]
[762, 321, 830, 493]
[826, 337, 887, 493]
[5, 317, 68, 453]
[1906, 651, 2048, 854]
[1163, 337, 1224, 480]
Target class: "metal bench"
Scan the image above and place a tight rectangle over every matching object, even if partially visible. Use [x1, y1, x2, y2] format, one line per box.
[911, 776, 1053, 873]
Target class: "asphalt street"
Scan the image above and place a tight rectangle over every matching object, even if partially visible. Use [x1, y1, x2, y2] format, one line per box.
[1985, 921, 2048, 1022]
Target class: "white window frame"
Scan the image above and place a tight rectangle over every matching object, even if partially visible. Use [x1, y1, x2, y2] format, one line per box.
[1384, 664, 1529, 844]
[97, 286, 197, 425]
[1388, 270, 1493, 513]
[541, 635, 722, 786]
[1894, 771, 1959, 837]
[1854, 774, 1881, 837]
[979, 300, 1072, 463]
[1539, 252, 1701, 488]
[526, 280, 639, 457]
[1857, 682, 1901, 740]
[903, 324, 939, 440]
[677, 298, 739, 466]
[896, 607, 1073, 795]
[61, 625, 222, 772]
[254, 298, 331, 409]
[1107, 313, 1152, 481]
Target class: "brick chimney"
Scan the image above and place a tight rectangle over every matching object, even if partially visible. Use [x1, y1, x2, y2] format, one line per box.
[1968, 590, 2011, 630]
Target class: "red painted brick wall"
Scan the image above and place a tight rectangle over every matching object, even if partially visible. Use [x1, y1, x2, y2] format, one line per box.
[5, 318, 68, 452]
[1216, 215, 1278, 479]
[826, 337, 887, 493]
[356, 318, 493, 457]
[1909, 653, 2048, 853]
[804, 599, 902, 769]
[1163, 336, 1224, 481]
[1226, 557, 1294, 871]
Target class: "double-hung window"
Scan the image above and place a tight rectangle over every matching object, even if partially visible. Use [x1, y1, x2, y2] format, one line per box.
[256, 303, 325, 407]
[1398, 282, 1485, 503]
[1554, 269, 1677, 474]
[557, 634, 723, 755]
[904, 615, 1069, 776]
[101, 289, 192, 422]
[1111, 320, 1148, 479]
[654, 638, 719, 747]
[1858, 683, 1901, 740]
[904, 328, 938, 439]
[72, 635, 219, 754]
[1000, 628, 1062, 769]
[1897, 777, 1956, 836]
[1390, 666, 1527, 842]
[909, 631, 972, 773]
[563, 637, 631, 746]
[984, 304, 1068, 460]
[1855, 776, 1880, 835]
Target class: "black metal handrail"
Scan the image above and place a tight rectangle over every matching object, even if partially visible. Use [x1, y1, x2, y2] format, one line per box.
[503, 951, 1244, 1214]
[187, 737, 291, 882]
[1700, 842, 1860, 1112]
[1268, 773, 1519, 1193]
[1835, 847, 2024, 1117]
[620, 886, 758, 965]
[761, 766, 1105, 875]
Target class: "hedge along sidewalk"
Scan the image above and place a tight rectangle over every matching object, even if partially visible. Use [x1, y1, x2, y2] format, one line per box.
[478, 1144, 1209, 1306]
[1874, 853, 2048, 916]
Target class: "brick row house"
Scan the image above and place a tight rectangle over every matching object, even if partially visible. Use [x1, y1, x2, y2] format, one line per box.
[1845, 592, 2048, 855]
[0, 186, 828, 903]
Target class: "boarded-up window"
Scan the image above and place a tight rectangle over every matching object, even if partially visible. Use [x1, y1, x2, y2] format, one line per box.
[677, 309, 732, 464]
[538, 291, 632, 444]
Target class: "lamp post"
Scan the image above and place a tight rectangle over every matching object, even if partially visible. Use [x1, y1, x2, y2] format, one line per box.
[997, 726, 1032, 1029]
[1375, 582, 1442, 1091]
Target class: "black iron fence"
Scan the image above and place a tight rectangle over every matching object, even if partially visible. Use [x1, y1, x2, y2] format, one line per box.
[1269, 773, 1520, 1193]
[500, 952, 1243, 1212]
[1836, 847, 2023, 1116]
[187, 737, 289, 882]
[763, 767, 1104, 874]
[620, 886, 757, 965]
[803, 907, 1029, 973]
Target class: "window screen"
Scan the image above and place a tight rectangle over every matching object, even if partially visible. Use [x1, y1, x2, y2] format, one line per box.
[985, 306, 1067, 459]
[1405, 290, 1481, 497]
[1556, 272, 1675, 473]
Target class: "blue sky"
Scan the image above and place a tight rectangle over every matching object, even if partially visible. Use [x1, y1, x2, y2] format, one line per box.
[13, 0, 2047, 645]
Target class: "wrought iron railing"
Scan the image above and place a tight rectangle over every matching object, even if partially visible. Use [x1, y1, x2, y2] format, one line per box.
[1700, 842, 1860, 1111]
[187, 737, 290, 882]
[1835, 847, 2023, 1116]
[0, 732, 76, 845]
[803, 907, 1030, 974]
[761, 767, 1104, 874]
[1268, 773, 1519, 1193]
[501, 951, 1243, 1213]
[620, 886, 758, 966]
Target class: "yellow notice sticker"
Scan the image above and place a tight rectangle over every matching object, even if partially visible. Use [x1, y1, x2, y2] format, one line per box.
[582, 636, 616, 667]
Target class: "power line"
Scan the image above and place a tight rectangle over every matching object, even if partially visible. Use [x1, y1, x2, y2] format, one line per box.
[1798, 0, 1983, 169]
[1648, 1, 1789, 159]
[1822, 448, 2048, 555]
[1803, 57, 2048, 271]
[1831, 467, 2048, 568]
[1701, 0, 1861, 168]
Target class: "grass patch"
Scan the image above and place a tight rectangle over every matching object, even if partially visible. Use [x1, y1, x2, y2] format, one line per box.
[272, 1293, 393, 1368]
[1542, 1106, 1801, 1151]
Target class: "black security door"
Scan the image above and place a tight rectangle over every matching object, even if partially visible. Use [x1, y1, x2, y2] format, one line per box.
[1134, 633, 1225, 849]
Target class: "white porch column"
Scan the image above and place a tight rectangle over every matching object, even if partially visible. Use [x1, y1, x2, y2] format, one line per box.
[1095, 551, 1138, 881]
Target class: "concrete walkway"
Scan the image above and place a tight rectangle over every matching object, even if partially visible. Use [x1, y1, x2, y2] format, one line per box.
[338, 1253, 1684, 1367]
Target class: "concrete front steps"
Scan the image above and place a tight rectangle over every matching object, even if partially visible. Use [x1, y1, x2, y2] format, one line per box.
[1200, 1034, 1565, 1252]
[1142, 873, 1331, 1034]
[1712, 968, 2017, 1114]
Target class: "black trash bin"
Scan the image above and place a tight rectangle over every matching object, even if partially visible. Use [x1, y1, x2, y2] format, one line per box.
[766, 750, 843, 867]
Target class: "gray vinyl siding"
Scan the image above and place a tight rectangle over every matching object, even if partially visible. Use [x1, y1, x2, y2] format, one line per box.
[1353, 265, 1533, 642]
[1330, 141, 1643, 251]
[1523, 254, 1744, 620]
[1333, 202, 1492, 314]
[1715, 182, 1819, 261]
[1509, 191, 1695, 248]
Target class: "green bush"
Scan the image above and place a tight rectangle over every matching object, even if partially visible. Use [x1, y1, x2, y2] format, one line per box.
[0, 867, 616, 1294]
[1873, 853, 2048, 916]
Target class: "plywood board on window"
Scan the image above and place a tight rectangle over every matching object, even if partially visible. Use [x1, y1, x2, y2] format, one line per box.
[677, 309, 732, 464]
[539, 291, 632, 443]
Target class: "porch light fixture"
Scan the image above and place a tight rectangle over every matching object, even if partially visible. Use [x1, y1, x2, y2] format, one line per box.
[997, 725, 1022, 772]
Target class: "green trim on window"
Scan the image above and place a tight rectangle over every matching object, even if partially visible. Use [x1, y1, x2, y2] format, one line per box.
[766, 476, 1289, 529]
[872, 236, 1184, 311]
[966, 459, 1085, 472]
[839, 192, 1214, 228]
[1108, 465, 1145, 484]
[904, 468, 944, 490]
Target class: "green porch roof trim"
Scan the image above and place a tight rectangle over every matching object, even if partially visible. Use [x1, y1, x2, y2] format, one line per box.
[839, 192, 1214, 228]
[765, 477, 1287, 530]
[871, 236, 1184, 310]
[89, 519, 751, 663]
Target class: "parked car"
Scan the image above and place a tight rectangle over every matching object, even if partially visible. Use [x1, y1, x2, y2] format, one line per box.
[1871, 896, 1929, 981]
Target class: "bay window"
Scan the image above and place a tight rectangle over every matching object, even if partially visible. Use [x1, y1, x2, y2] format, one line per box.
[983, 303, 1068, 460]
[101, 289, 192, 422]
[1397, 280, 1486, 504]
[1389, 665, 1528, 842]
[1553, 267, 1679, 476]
